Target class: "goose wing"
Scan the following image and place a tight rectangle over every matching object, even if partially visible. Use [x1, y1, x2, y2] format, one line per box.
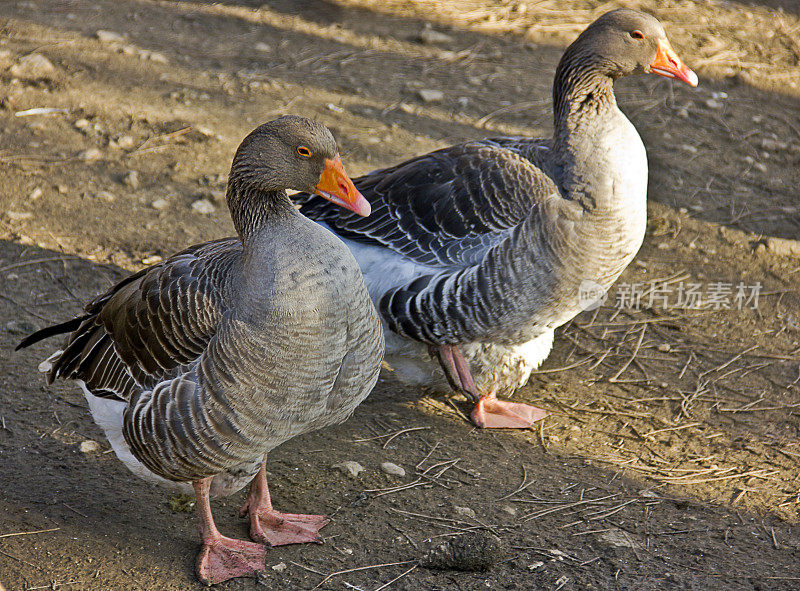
[298, 138, 559, 268]
[19, 238, 241, 401]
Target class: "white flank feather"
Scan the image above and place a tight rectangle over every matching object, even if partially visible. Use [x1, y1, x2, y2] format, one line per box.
[38, 349, 62, 373]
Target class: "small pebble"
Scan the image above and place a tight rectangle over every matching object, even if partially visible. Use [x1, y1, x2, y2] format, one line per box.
[139, 50, 168, 64]
[416, 25, 453, 45]
[79, 440, 101, 453]
[528, 561, 545, 570]
[191, 198, 216, 214]
[765, 237, 800, 257]
[501, 505, 517, 516]
[333, 461, 364, 478]
[326, 102, 345, 113]
[454, 506, 476, 519]
[142, 255, 163, 265]
[678, 144, 697, 154]
[271, 562, 287, 572]
[657, 343, 671, 352]
[78, 147, 102, 162]
[254, 42, 271, 52]
[195, 125, 216, 138]
[74, 118, 90, 130]
[601, 529, 640, 549]
[418, 89, 444, 103]
[96, 30, 125, 43]
[122, 170, 141, 190]
[9, 54, 55, 78]
[760, 137, 788, 151]
[111, 134, 135, 150]
[380, 462, 406, 477]
[657, 242, 670, 250]
[704, 98, 723, 109]
[29, 187, 43, 200]
[57, 184, 68, 194]
[96, 190, 115, 202]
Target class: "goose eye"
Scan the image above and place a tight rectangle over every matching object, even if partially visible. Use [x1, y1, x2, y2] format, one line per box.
[630, 30, 645, 40]
[297, 146, 312, 157]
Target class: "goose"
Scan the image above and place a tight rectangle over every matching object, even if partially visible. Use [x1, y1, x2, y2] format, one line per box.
[16, 115, 384, 585]
[296, 9, 697, 429]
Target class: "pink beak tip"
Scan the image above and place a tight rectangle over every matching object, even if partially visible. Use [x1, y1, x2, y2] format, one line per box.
[353, 193, 371, 217]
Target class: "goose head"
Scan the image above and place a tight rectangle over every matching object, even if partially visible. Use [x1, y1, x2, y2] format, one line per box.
[567, 9, 697, 87]
[230, 115, 370, 216]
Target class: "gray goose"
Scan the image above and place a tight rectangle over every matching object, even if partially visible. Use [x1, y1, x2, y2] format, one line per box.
[17, 116, 384, 585]
[297, 9, 697, 428]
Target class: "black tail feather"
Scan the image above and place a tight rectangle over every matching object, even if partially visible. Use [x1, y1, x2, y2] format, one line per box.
[15, 315, 89, 351]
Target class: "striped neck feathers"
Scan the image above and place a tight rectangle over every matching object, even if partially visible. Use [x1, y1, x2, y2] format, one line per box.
[226, 177, 295, 241]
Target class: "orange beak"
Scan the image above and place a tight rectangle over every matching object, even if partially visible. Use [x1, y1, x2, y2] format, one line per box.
[649, 38, 698, 87]
[314, 156, 371, 217]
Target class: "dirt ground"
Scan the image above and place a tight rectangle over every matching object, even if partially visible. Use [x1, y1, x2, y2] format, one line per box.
[1, 0, 800, 589]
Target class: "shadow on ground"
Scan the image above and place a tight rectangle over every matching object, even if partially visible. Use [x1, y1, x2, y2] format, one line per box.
[1, 240, 798, 590]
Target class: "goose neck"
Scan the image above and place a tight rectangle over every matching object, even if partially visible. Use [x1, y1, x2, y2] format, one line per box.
[226, 180, 295, 242]
[551, 51, 618, 148]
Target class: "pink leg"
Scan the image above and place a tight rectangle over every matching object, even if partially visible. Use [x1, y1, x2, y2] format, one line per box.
[438, 345, 547, 429]
[239, 457, 328, 546]
[437, 344, 479, 401]
[193, 478, 266, 586]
